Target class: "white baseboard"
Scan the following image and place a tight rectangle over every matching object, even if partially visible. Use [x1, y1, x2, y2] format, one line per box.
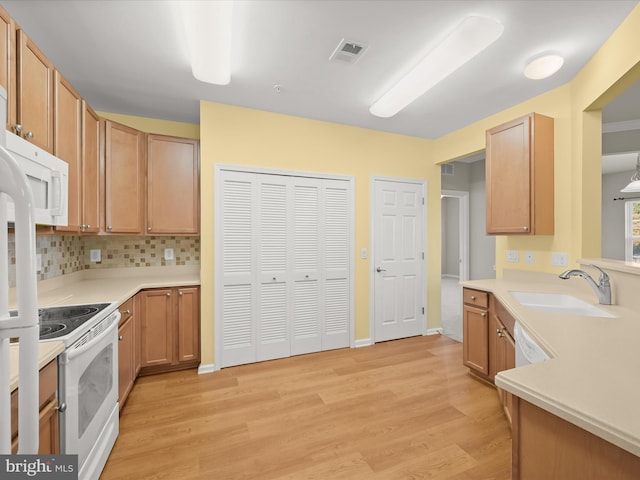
[198, 363, 216, 374]
[355, 338, 372, 348]
[426, 328, 443, 336]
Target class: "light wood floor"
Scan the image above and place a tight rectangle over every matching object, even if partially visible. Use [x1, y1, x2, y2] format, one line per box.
[101, 335, 512, 480]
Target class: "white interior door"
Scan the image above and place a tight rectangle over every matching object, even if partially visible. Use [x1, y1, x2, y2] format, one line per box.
[373, 179, 425, 342]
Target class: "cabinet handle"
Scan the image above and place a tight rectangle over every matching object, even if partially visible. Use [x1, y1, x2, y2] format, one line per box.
[56, 402, 67, 413]
[147, 226, 152, 231]
[107, 225, 113, 231]
[179, 291, 183, 296]
[522, 226, 529, 232]
[124, 309, 131, 315]
[470, 295, 476, 300]
[272, 277, 276, 281]
[13, 124, 22, 134]
[23, 131, 34, 139]
[305, 275, 309, 279]
[166, 293, 171, 297]
[118, 335, 123, 341]
[481, 312, 486, 317]
[86, 224, 91, 229]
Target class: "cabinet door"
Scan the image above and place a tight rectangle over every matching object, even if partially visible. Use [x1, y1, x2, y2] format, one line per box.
[118, 315, 135, 408]
[54, 71, 82, 232]
[104, 120, 145, 233]
[81, 101, 100, 233]
[463, 305, 489, 375]
[0, 5, 15, 129]
[16, 29, 54, 153]
[139, 288, 174, 367]
[147, 135, 199, 234]
[486, 115, 531, 234]
[177, 287, 200, 363]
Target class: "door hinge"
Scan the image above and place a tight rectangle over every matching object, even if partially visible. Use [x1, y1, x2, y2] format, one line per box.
[422, 252, 425, 260]
[422, 307, 425, 315]
[422, 197, 425, 205]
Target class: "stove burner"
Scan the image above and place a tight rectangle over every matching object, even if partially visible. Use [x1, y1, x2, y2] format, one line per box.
[40, 323, 67, 338]
[38, 303, 112, 340]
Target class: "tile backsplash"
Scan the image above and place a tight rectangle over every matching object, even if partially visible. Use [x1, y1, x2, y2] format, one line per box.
[6, 234, 200, 288]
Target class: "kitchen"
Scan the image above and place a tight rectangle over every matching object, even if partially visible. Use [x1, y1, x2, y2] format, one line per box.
[2, 1, 640, 479]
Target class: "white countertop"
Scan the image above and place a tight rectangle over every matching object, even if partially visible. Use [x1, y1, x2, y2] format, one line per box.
[461, 270, 640, 457]
[8, 265, 200, 393]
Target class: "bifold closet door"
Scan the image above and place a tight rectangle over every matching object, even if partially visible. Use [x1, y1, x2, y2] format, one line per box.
[219, 170, 350, 368]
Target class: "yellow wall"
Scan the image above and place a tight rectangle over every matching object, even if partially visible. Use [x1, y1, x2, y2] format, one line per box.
[97, 111, 200, 139]
[199, 103, 440, 365]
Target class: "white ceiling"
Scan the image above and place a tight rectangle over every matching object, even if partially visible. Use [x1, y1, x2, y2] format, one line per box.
[2, 0, 639, 141]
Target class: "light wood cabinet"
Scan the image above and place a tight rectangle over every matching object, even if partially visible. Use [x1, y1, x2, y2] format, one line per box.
[117, 297, 136, 410]
[139, 286, 200, 375]
[81, 101, 100, 233]
[54, 70, 82, 232]
[462, 288, 490, 378]
[16, 29, 54, 153]
[147, 134, 199, 235]
[490, 296, 516, 426]
[11, 358, 59, 454]
[103, 119, 145, 234]
[512, 397, 640, 479]
[0, 5, 16, 129]
[485, 113, 554, 235]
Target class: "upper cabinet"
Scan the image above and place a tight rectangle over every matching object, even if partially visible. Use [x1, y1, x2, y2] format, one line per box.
[104, 120, 145, 234]
[16, 29, 54, 153]
[147, 134, 199, 235]
[485, 113, 554, 235]
[53, 71, 82, 232]
[81, 101, 100, 233]
[0, 5, 16, 130]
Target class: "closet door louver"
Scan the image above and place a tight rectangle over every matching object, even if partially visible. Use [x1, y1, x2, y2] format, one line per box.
[219, 170, 351, 368]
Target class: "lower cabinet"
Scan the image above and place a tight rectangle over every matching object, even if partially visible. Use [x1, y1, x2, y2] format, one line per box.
[11, 358, 59, 454]
[512, 397, 640, 479]
[117, 296, 137, 409]
[139, 286, 200, 375]
[462, 287, 516, 426]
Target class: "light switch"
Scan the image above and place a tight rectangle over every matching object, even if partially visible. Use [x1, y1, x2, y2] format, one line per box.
[360, 248, 367, 259]
[164, 248, 174, 261]
[551, 252, 568, 267]
[506, 250, 519, 263]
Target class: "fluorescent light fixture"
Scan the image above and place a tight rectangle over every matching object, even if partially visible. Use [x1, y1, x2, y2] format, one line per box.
[621, 154, 640, 193]
[370, 16, 504, 118]
[180, 0, 233, 85]
[524, 54, 564, 80]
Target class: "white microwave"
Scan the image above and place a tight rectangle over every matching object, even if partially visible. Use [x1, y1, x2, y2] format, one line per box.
[4, 131, 68, 226]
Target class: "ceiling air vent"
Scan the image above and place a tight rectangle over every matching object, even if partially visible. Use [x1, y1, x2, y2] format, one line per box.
[441, 164, 455, 176]
[329, 39, 368, 64]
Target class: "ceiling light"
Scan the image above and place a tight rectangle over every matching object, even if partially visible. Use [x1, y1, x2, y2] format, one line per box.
[370, 16, 504, 118]
[524, 54, 564, 80]
[180, 1, 233, 85]
[621, 153, 640, 193]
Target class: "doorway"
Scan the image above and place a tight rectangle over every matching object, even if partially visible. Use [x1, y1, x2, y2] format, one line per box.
[441, 189, 469, 342]
[371, 177, 427, 343]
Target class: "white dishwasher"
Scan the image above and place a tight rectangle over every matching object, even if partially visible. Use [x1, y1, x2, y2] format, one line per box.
[514, 321, 550, 367]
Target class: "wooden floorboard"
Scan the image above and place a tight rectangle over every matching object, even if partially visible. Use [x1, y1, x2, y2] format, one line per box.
[100, 335, 511, 480]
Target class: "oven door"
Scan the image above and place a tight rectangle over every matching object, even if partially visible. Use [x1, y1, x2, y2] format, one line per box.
[58, 313, 119, 471]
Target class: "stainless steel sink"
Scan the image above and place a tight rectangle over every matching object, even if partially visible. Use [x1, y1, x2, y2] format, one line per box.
[509, 291, 615, 317]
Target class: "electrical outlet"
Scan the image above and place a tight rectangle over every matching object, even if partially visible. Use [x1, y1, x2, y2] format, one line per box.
[552, 252, 568, 267]
[506, 250, 519, 263]
[90, 249, 101, 262]
[525, 251, 535, 264]
[164, 248, 174, 261]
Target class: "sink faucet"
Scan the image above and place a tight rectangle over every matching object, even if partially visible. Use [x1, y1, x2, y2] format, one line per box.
[559, 264, 612, 305]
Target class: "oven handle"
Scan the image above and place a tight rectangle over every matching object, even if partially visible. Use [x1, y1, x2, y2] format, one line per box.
[63, 312, 120, 363]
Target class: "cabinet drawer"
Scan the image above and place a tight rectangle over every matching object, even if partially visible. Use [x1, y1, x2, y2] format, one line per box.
[119, 297, 134, 325]
[463, 288, 489, 308]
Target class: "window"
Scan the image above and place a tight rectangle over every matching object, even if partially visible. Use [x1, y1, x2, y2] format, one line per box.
[625, 200, 640, 263]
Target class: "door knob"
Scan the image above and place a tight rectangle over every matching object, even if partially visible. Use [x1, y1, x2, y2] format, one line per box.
[376, 266, 386, 273]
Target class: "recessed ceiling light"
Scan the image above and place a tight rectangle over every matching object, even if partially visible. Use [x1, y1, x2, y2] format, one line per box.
[370, 15, 504, 118]
[524, 54, 564, 80]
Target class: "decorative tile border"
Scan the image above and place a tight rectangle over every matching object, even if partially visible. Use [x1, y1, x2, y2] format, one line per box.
[6, 234, 200, 288]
